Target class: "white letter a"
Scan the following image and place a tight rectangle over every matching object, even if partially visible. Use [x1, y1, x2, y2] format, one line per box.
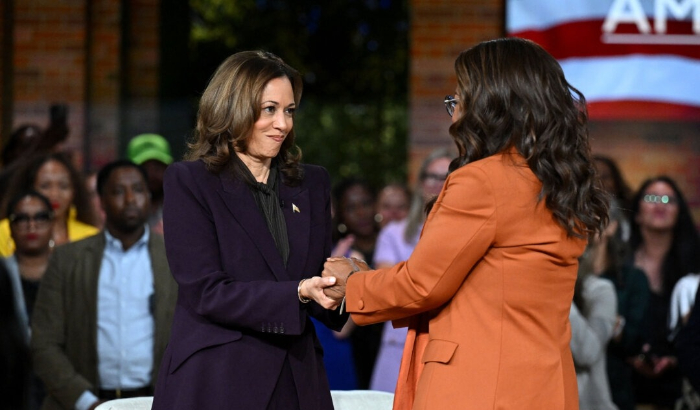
[603, 0, 652, 34]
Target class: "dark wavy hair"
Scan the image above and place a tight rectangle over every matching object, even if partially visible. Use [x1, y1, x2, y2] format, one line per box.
[629, 176, 700, 297]
[2, 152, 97, 225]
[447, 37, 608, 238]
[186, 50, 304, 186]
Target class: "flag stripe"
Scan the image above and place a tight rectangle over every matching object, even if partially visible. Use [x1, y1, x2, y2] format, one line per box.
[511, 20, 700, 60]
[506, 0, 654, 32]
[560, 55, 700, 106]
[587, 100, 700, 120]
[506, 0, 700, 120]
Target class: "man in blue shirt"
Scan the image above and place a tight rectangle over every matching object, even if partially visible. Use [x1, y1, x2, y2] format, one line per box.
[31, 160, 177, 410]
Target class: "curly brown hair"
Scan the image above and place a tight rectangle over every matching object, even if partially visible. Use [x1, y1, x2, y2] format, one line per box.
[448, 37, 608, 238]
[186, 50, 304, 185]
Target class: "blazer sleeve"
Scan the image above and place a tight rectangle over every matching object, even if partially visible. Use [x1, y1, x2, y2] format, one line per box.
[163, 162, 313, 335]
[345, 165, 497, 324]
[31, 248, 93, 409]
[569, 279, 617, 367]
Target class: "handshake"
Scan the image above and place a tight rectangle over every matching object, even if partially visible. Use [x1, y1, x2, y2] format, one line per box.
[301, 257, 370, 311]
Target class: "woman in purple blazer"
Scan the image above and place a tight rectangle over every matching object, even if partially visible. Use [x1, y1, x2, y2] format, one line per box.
[151, 51, 346, 410]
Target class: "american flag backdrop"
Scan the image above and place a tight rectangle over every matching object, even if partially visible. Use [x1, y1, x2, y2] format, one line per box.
[506, 0, 700, 120]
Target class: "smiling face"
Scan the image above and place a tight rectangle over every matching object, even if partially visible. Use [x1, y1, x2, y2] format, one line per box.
[636, 180, 679, 233]
[34, 159, 74, 219]
[239, 76, 296, 166]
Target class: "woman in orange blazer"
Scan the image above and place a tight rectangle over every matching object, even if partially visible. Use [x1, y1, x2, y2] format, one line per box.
[322, 38, 610, 410]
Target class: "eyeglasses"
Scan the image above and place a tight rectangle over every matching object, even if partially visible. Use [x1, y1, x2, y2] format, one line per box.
[643, 194, 678, 205]
[444, 95, 459, 117]
[8, 211, 53, 230]
[422, 172, 448, 183]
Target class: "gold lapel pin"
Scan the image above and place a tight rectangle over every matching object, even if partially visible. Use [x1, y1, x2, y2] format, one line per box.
[292, 203, 300, 213]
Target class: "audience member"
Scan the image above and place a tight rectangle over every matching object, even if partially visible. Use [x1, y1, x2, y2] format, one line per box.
[374, 183, 410, 228]
[0, 125, 44, 202]
[0, 104, 70, 202]
[0, 257, 31, 410]
[5, 191, 56, 409]
[599, 203, 650, 410]
[669, 272, 699, 339]
[594, 155, 633, 210]
[333, 178, 378, 265]
[629, 176, 700, 410]
[370, 147, 452, 392]
[0, 153, 98, 256]
[569, 238, 619, 410]
[333, 178, 381, 389]
[127, 134, 173, 234]
[4, 191, 55, 336]
[594, 155, 634, 241]
[676, 285, 700, 392]
[1, 125, 44, 168]
[31, 160, 178, 410]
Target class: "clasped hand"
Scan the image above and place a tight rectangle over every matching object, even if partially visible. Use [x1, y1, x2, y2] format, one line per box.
[321, 257, 370, 302]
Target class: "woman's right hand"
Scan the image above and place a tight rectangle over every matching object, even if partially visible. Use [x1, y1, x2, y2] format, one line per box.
[301, 276, 342, 310]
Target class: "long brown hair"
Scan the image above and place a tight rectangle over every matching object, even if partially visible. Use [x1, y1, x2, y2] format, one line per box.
[186, 50, 304, 185]
[448, 37, 608, 238]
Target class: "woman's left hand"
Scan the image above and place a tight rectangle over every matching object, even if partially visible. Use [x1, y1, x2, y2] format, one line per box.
[301, 276, 343, 310]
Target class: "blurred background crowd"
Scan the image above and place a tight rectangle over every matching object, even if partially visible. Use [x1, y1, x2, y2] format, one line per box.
[1, 1, 700, 410]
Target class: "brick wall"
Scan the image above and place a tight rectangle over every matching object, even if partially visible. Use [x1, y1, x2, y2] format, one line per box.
[0, 1, 6, 140]
[408, 0, 504, 182]
[120, 0, 160, 160]
[409, 0, 700, 223]
[5, 0, 160, 171]
[13, 0, 87, 154]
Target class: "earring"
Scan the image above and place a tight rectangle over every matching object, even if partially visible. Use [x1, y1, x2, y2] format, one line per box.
[49, 239, 55, 249]
[337, 223, 347, 234]
[374, 214, 383, 223]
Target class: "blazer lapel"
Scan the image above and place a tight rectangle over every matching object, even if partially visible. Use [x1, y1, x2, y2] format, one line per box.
[280, 182, 310, 281]
[81, 234, 105, 369]
[217, 173, 289, 281]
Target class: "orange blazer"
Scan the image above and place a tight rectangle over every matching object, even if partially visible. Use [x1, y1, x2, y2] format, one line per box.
[346, 151, 585, 410]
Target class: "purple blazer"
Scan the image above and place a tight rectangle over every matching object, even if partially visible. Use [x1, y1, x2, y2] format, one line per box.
[152, 160, 347, 410]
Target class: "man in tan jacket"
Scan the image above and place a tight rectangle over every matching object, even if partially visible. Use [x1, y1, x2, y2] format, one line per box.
[31, 160, 177, 410]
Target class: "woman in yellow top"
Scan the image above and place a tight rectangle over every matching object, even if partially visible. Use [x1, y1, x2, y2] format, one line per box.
[0, 152, 98, 256]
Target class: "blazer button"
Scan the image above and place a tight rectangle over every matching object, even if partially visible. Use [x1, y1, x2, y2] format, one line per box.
[358, 300, 364, 310]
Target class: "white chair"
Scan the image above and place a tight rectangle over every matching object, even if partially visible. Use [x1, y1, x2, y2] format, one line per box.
[331, 390, 395, 410]
[94, 396, 154, 410]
